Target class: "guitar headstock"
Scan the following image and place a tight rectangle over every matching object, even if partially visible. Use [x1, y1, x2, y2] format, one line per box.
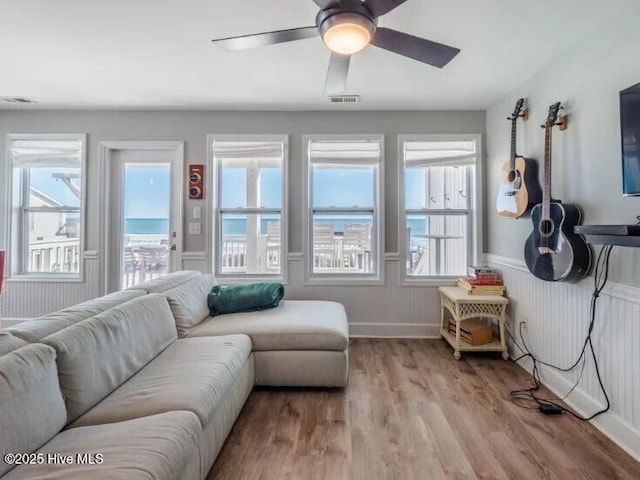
[508, 98, 527, 121]
[513, 98, 525, 117]
[544, 102, 562, 128]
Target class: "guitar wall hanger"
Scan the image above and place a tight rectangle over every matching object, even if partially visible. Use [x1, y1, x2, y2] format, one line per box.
[507, 107, 529, 122]
[540, 107, 568, 131]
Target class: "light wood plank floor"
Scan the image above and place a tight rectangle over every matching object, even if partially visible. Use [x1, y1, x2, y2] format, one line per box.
[208, 339, 640, 480]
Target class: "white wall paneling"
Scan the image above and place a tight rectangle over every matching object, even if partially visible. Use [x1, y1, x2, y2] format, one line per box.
[486, 254, 640, 462]
[2, 254, 101, 318]
[181, 252, 208, 272]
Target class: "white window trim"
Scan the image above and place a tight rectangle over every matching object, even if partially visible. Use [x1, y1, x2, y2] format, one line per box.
[302, 134, 385, 286]
[398, 134, 483, 287]
[207, 134, 289, 284]
[4, 133, 87, 283]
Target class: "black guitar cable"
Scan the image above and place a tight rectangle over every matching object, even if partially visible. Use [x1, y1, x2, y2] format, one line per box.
[508, 244, 613, 421]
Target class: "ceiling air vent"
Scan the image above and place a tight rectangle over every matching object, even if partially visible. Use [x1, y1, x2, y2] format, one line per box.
[329, 95, 360, 104]
[0, 97, 36, 104]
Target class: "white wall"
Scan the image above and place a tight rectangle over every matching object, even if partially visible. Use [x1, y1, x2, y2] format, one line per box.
[0, 110, 485, 323]
[485, 12, 640, 460]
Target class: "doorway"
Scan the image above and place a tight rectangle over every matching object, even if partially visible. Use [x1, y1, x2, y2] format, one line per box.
[101, 142, 183, 292]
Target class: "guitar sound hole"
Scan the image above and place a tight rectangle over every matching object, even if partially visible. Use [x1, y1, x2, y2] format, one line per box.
[508, 170, 517, 182]
[539, 219, 554, 237]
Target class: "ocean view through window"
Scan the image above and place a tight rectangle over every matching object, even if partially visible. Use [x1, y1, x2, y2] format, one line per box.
[210, 135, 287, 278]
[304, 135, 384, 282]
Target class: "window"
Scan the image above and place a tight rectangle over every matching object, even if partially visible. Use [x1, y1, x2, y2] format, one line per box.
[400, 135, 481, 282]
[210, 135, 287, 279]
[304, 135, 384, 283]
[8, 134, 86, 277]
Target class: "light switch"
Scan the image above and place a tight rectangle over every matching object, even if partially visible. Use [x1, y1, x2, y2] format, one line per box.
[188, 222, 202, 235]
[193, 206, 201, 219]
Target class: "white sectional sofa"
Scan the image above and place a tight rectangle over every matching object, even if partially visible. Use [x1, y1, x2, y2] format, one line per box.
[0, 271, 348, 479]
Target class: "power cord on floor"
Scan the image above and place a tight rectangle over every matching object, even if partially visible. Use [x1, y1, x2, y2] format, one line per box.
[508, 244, 613, 421]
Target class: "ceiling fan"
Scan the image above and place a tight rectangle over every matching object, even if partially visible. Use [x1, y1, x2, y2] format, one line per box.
[211, 0, 460, 95]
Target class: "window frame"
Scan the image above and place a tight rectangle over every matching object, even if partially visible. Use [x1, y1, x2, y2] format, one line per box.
[208, 134, 289, 283]
[5, 133, 87, 282]
[398, 134, 483, 286]
[302, 134, 385, 286]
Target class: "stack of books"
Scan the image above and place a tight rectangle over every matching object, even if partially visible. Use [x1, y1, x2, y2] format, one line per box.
[458, 266, 505, 296]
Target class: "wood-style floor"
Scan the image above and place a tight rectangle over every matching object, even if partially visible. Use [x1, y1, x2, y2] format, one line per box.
[208, 339, 640, 480]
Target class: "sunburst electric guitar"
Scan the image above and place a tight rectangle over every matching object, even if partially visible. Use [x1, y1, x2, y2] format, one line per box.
[496, 98, 543, 218]
[524, 102, 592, 283]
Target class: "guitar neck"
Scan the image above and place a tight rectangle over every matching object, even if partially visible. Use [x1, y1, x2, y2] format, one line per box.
[542, 125, 552, 218]
[509, 118, 517, 168]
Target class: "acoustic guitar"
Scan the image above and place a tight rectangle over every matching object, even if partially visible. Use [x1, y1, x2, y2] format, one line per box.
[524, 102, 592, 282]
[496, 98, 543, 218]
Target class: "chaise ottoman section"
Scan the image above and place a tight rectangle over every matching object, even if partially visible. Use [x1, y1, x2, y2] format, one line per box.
[186, 300, 349, 387]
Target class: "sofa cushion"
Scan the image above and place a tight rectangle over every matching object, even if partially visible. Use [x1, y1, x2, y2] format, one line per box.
[42, 294, 177, 423]
[127, 270, 202, 294]
[164, 274, 218, 336]
[7, 289, 146, 343]
[0, 332, 28, 355]
[186, 300, 349, 351]
[0, 344, 67, 477]
[72, 335, 252, 428]
[3, 411, 201, 480]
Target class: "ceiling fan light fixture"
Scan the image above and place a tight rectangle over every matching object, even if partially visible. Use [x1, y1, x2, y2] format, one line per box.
[320, 13, 374, 55]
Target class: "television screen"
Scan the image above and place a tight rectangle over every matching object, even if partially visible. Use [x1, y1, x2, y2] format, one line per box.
[621, 82, 640, 196]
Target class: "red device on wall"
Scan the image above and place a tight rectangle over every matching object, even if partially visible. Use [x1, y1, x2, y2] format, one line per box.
[189, 165, 204, 199]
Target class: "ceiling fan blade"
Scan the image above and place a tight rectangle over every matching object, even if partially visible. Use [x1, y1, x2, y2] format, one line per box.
[364, 0, 407, 17]
[212, 26, 318, 51]
[371, 27, 460, 68]
[325, 52, 351, 95]
[312, 0, 340, 8]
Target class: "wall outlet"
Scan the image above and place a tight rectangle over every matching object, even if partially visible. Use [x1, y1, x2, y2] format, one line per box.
[522, 316, 529, 329]
[188, 222, 202, 235]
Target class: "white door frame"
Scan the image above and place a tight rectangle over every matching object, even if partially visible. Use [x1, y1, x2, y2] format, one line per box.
[99, 141, 184, 294]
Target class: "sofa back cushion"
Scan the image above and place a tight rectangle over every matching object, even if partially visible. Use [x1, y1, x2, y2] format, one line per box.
[0, 332, 28, 356]
[0, 344, 67, 476]
[42, 294, 178, 423]
[164, 274, 218, 337]
[8, 289, 146, 343]
[127, 270, 202, 294]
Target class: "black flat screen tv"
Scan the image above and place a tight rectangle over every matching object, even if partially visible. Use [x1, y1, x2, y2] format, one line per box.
[621, 82, 640, 196]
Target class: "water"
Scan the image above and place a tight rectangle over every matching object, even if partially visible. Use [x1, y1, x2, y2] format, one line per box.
[125, 217, 429, 236]
[125, 218, 169, 235]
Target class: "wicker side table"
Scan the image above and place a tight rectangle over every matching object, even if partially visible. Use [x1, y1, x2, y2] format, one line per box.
[438, 286, 509, 360]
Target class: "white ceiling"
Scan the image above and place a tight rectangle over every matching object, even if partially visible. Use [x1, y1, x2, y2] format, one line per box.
[0, 0, 637, 110]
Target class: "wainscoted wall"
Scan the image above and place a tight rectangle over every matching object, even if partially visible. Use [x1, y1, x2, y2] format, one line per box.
[2, 252, 101, 319]
[487, 254, 640, 461]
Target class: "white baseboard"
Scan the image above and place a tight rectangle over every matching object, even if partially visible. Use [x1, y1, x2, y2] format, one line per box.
[514, 356, 640, 462]
[349, 322, 440, 338]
